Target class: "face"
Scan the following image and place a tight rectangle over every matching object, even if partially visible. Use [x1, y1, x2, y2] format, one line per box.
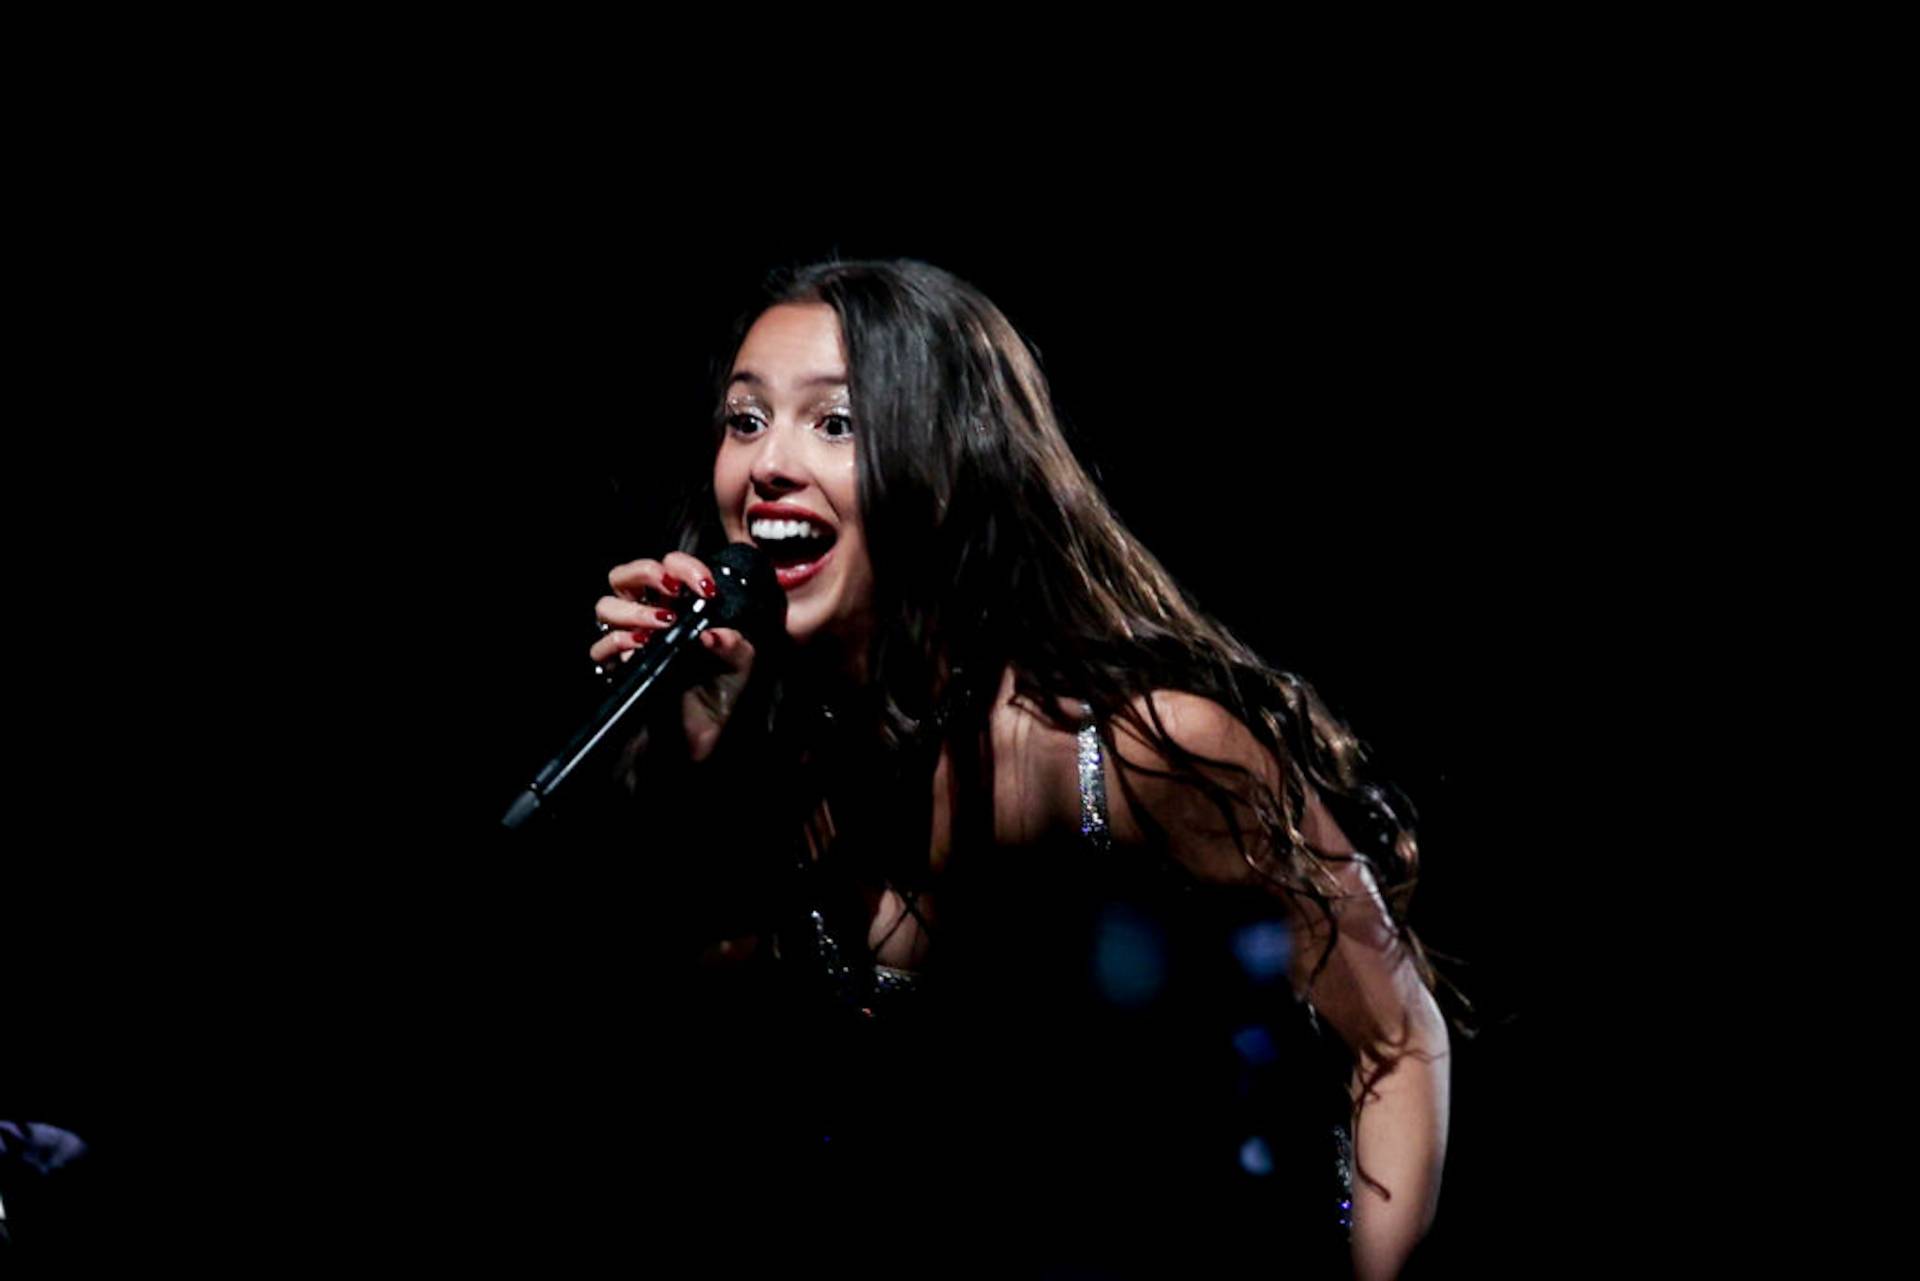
[715, 303, 874, 653]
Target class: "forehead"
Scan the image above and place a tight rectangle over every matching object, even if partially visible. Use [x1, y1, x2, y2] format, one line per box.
[729, 303, 846, 388]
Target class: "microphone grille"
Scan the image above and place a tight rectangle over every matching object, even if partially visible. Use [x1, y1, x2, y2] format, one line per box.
[705, 542, 787, 640]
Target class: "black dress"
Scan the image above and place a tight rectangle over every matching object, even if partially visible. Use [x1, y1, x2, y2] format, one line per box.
[693, 717, 1357, 1278]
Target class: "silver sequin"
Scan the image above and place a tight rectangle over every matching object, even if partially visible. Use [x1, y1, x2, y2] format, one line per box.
[1077, 715, 1112, 851]
[810, 908, 859, 1003]
[1334, 1124, 1355, 1237]
[872, 964, 922, 995]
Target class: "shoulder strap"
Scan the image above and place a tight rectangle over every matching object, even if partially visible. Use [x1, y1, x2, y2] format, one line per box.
[1075, 705, 1113, 852]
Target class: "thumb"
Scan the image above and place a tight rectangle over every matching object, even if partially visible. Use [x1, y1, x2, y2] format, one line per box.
[701, 628, 756, 674]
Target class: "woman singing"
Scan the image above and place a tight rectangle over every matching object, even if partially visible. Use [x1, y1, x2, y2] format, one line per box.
[583, 259, 1449, 1278]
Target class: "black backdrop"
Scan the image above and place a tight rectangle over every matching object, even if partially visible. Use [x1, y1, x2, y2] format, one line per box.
[451, 229, 1593, 1272]
[9, 176, 1641, 1268]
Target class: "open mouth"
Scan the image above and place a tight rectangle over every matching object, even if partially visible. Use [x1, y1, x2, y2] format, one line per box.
[748, 514, 839, 588]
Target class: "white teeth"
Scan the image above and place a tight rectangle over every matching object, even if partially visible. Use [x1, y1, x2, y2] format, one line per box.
[749, 517, 830, 542]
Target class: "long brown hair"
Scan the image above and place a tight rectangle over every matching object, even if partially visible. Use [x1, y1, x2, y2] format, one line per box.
[674, 258, 1432, 993]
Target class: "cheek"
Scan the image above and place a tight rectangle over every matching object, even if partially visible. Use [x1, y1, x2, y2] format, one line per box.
[841, 530, 875, 599]
[814, 444, 856, 504]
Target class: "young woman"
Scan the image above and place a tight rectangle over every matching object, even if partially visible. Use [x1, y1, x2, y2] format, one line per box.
[586, 260, 1449, 1278]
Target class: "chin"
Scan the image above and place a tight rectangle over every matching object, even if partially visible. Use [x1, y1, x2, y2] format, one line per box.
[784, 610, 840, 647]
[786, 602, 870, 657]
[778, 596, 826, 640]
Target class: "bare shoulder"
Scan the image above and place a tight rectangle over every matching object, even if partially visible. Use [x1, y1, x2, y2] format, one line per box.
[1099, 690, 1291, 886]
[981, 678, 1293, 871]
[1107, 690, 1278, 780]
[1107, 690, 1361, 846]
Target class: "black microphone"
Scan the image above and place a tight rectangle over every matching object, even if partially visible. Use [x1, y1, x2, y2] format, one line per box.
[501, 544, 785, 830]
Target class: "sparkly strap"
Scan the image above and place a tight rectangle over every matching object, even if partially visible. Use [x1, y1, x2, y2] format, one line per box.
[1076, 709, 1112, 852]
[872, 963, 922, 995]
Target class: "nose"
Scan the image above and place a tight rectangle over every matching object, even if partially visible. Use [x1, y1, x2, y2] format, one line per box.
[749, 420, 805, 497]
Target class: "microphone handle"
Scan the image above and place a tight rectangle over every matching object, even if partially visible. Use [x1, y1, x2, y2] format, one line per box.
[501, 597, 721, 830]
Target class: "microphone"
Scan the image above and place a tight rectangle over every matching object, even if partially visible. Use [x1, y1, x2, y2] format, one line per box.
[501, 543, 785, 830]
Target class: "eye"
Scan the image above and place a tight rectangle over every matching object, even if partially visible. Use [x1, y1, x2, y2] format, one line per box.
[820, 412, 854, 440]
[724, 411, 766, 438]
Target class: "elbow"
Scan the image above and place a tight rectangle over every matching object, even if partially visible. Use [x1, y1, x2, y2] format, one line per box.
[1352, 989, 1451, 1099]
[1348, 1028, 1451, 1279]
[1352, 996, 1452, 1212]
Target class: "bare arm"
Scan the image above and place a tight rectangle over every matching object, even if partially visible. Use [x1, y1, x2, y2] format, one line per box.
[1291, 792, 1450, 1280]
[1103, 692, 1450, 1278]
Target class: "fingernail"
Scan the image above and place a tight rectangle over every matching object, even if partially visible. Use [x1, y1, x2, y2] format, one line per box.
[661, 574, 682, 595]
[631, 630, 650, 646]
[655, 609, 677, 623]
[698, 578, 717, 598]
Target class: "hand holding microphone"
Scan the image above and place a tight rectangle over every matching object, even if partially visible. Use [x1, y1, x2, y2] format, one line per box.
[593, 547, 763, 764]
[504, 543, 784, 829]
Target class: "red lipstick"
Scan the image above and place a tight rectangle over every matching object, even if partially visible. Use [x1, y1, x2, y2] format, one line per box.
[773, 543, 834, 590]
[746, 501, 834, 528]
[743, 502, 838, 592]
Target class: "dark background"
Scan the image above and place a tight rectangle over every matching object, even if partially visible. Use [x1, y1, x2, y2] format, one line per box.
[449, 229, 1605, 1271]
[7, 132, 1666, 1266]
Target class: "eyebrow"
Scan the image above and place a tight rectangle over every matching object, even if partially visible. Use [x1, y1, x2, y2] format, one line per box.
[727, 370, 847, 392]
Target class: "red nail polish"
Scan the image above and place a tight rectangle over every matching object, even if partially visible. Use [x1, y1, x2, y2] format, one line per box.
[698, 578, 717, 598]
[655, 609, 677, 623]
[661, 574, 682, 594]
[630, 630, 650, 645]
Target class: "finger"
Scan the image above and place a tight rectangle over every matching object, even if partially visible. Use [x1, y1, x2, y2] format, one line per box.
[661, 551, 718, 601]
[699, 628, 756, 674]
[607, 558, 668, 603]
[609, 556, 710, 606]
[589, 628, 656, 666]
[589, 644, 642, 679]
[596, 594, 685, 633]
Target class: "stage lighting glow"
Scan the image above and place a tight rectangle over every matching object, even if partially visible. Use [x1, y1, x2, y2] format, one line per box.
[1091, 904, 1168, 1007]
[1232, 1024, 1280, 1066]
[1229, 920, 1291, 983]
